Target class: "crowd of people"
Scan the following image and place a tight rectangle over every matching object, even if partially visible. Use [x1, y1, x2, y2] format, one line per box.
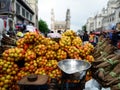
[80, 31, 99, 46]
[6, 24, 40, 39]
[5, 22, 120, 49]
[80, 30, 120, 48]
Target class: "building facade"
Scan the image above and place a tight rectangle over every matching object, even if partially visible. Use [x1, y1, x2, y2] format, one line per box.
[86, 17, 94, 33]
[86, 0, 120, 32]
[26, 0, 38, 27]
[51, 9, 70, 33]
[102, 12, 116, 30]
[14, 0, 34, 25]
[94, 14, 104, 31]
[115, 6, 120, 23]
[0, 0, 38, 28]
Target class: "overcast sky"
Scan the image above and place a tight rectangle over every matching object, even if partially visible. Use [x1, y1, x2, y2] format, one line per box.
[38, 0, 109, 31]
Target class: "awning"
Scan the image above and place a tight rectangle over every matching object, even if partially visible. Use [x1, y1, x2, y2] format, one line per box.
[103, 30, 115, 33]
[93, 31, 100, 34]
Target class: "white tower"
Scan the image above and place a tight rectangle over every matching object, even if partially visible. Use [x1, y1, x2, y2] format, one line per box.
[66, 9, 70, 30]
[51, 9, 55, 30]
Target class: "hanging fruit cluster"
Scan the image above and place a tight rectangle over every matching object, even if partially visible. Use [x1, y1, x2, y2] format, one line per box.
[34, 44, 47, 55]
[2, 47, 25, 61]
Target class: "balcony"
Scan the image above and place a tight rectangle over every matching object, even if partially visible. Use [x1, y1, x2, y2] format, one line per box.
[22, 0, 32, 9]
[17, 0, 34, 14]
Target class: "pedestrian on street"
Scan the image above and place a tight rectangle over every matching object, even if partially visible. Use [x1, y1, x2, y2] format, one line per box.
[111, 30, 118, 47]
[93, 34, 98, 46]
[82, 31, 89, 42]
[89, 31, 95, 46]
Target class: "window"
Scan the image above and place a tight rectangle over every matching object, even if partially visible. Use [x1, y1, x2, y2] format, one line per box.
[0, 1, 7, 9]
[119, 12, 120, 18]
[99, 22, 100, 25]
[30, 14, 32, 21]
[36, 15, 38, 19]
[110, 18, 111, 22]
[22, 8, 25, 17]
[59, 25, 61, 28]
[104, 19, 106, 23]
[112, 17, 114, 21]
[107, 19, 109, 22]
[108, 18, 110, 22]
[16, 3, 20, 15]
[55, 26, 57, 29]
[57, 26, 59, 29]
[26, 11, 29, 19]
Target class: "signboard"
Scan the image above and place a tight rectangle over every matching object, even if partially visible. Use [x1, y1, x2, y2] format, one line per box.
[0, 15, 8, 19]
[0, 0, 12, 13]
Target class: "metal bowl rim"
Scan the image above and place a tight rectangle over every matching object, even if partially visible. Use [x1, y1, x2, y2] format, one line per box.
[57, 59, 91, 73]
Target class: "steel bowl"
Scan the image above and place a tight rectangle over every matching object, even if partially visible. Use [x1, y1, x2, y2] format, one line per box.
[58, 59, 91, 80]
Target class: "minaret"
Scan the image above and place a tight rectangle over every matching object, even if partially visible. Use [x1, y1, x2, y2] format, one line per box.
[66, 9, 70, 30]
[51, 9, 55, 31]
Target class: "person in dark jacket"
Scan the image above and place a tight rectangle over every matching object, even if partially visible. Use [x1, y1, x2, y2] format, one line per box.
[111, 30, 118, 46]
[82, 31, 89, 42]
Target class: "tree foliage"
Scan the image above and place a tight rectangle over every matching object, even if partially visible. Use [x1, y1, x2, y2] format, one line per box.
[77, 29, 81, 34]
[38, 19, 49, 34]
[82, 25, 87, 32]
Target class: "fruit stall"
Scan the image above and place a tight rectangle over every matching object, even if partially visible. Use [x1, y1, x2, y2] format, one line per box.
[0, 30, 95, 90]
[0, 30, 119, 90]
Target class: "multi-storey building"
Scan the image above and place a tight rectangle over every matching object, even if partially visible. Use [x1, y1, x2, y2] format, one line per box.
[0, 0, 38, 28]
[94, 14, 104, 31]
[102, 0, 119, 30]
[86, 0, 120, 32]
[102, 12, 116, 30]
[86, 17, 94, 33]
[86, 9, 107, 33]
[14, 0, 34, 25]
[115, 6, 120, 24]
[26, 0, 38, 27]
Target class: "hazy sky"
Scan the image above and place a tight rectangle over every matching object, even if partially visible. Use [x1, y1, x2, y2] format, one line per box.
[38, 0, 109, 31]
